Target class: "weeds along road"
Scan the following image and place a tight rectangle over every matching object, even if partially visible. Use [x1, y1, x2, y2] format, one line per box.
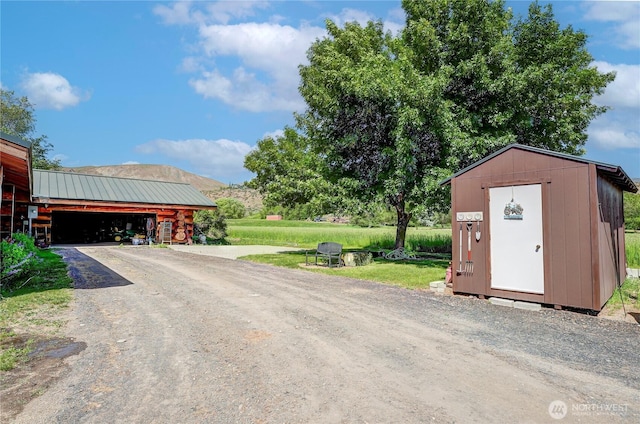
[15, 246, 640, 423]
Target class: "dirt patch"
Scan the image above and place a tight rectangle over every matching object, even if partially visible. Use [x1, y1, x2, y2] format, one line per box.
[1, 334, 85, 421]
[599, 303, 640, 324]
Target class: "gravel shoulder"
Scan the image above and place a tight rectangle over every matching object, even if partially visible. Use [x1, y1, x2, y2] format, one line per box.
[166, 244, 304, 259]
[7, 246, 640, 423]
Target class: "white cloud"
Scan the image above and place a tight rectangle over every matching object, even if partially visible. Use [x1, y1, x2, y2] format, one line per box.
[189, 67, 303, 112]
[198, 22, 322, 80]
[262, 129, 284, 139]
[154, 1, 269, 25]
[20, 72, 88, 110]
[191, 21, 324, 111]
[588, 106, 640, 150]
[589, 125, 640, 149]
[589, 62, 639, 150]
[583, 1, 640, 49]
[326, 8, 376, 27]
[52, 153, 68, 162]
[159, 3, 401, 112]
[592, 62, 640, 109]
[136, 137, 253, 179]
[122, 161, 140, 165]
[153, 1, 200, 25]
[204, 1, 269, 24]
[180, 56, 204, 73]
[326, 7, 404, 35]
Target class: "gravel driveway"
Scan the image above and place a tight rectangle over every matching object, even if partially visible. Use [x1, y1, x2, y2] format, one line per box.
[166, 244, 304, 259]
[12, 246, 640, 423]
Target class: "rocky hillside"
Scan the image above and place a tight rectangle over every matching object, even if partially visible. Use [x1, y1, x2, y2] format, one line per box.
[63, 164, 227, 191]
[63, 164, 263, 213]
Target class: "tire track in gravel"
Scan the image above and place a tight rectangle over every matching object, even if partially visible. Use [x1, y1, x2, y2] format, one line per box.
[13, 246, 640, 423]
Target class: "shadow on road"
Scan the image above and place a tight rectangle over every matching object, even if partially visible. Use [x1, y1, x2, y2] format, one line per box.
[57, 248, 133, 289]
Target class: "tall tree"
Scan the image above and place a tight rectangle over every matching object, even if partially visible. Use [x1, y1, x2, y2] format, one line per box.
[294, 0, 614, 249]
[298, 20, 453, 248]
[0, 89, 61, 170]
[507, 2, 613, 155]
[402, 0, 614, 168]
[244, 127, 340, 218]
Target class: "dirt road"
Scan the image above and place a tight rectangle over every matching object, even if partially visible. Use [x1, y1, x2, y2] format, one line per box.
[12, 246, 640, 423]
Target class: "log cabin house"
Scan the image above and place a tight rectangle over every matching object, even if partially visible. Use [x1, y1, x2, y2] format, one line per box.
[2, 131, 217, 245]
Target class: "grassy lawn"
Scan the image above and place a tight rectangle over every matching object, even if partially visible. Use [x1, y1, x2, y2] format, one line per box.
[607, 278, 640, 311]
[241, 250, 449, 290]
[230, 220, 640, 305]
[227, 219, 451, 290]
[0, 249, 73, 371]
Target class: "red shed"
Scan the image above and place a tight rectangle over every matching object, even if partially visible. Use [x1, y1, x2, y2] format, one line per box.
[442, 144, 637, 311]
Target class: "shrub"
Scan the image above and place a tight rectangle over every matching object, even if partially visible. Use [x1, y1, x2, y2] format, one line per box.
[215, 198, 246, 219]
[1, 233, 39, 292]
[194, 210, 228, 240]
[627, 216, 640, 232]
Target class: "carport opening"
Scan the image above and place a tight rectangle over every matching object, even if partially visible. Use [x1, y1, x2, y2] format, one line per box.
[51, 212, 156, 244]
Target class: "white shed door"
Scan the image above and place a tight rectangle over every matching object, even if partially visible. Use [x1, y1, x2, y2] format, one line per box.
[489, 184, 544, 294]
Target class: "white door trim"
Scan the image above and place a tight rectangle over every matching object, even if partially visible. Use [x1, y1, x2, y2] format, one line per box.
[489, 184, 544, 294]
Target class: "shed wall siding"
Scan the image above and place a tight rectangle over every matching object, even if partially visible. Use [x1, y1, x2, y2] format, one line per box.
[596, 174, 626, 309]
[452, 148, 596, 309]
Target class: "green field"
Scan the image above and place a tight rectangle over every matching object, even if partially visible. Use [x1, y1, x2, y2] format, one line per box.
[226, 219, 452, 251]
[227, 219, 640, 266]
[626, 232, 640, 268]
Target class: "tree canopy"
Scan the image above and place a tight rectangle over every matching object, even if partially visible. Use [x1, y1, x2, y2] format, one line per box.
[247, 0, 615, 248]
[244, 127, 341, 218]
[0, 89, 61, 170]
[215, 197, 246, 219]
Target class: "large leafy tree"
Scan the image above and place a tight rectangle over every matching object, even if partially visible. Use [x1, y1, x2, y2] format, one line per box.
[298, 20, 453, 248]
[403, 0, 614, 168]
[0, 89, 61, 170]
[293, 0, 613, 249]
[244, 127, 342, 218]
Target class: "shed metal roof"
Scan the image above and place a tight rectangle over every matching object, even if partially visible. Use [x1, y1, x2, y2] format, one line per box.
[33, 170, 217, 207]
[441, 144, 638, 193]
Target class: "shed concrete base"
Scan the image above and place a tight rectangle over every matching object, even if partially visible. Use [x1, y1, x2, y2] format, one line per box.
[627, 268, 640, 278]
[489, 298, 514, 308]
[489, 297, 541, 311]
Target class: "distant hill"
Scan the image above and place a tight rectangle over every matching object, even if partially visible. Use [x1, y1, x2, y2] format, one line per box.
[63, 164, 227, 191]
[63, 164, 264, 213]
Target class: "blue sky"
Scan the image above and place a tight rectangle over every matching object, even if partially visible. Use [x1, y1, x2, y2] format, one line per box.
[1, 1, 638, 183]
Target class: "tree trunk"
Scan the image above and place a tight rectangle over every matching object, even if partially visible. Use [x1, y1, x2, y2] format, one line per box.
[394, 203, 411, 250]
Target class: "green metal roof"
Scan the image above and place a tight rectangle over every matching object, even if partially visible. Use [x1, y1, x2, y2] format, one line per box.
[33, 170, 217, 207]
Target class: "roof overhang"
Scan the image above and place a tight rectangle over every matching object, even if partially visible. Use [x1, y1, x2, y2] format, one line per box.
[440, 144, 638, 193]
[0, 132, 33, 196]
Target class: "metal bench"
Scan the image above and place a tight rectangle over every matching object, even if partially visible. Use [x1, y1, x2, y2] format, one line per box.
[306, 242, 343, 268]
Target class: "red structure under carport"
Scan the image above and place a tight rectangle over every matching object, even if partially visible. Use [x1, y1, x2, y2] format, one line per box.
[1, 132, 32, 239]
[442, 144, 637, 311]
